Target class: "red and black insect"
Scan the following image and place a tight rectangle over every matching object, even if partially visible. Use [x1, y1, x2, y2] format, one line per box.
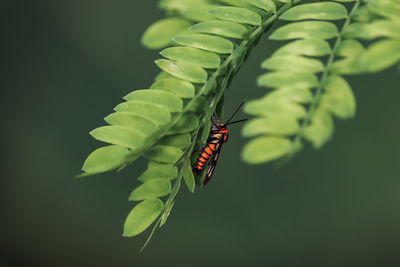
[193, 101, 247, 186]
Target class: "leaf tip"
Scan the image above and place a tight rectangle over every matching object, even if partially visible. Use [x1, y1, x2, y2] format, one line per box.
[75, 172, 85, 178]
[76, 171, 95, 178]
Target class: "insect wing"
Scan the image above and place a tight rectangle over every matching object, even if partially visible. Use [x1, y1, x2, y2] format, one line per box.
[203, 142, 223, 186]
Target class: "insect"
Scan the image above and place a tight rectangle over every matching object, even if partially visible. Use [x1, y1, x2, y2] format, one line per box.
[193, 101, 247, 186]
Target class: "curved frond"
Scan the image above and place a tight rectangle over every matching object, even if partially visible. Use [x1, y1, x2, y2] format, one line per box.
[242, 0, 400, 164]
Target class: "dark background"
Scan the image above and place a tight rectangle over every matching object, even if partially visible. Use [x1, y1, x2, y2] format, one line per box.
[1, 1, 400, 266]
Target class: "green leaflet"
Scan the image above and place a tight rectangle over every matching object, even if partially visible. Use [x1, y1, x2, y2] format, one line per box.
[141, 18, 191, 49]
[160, 46, 221, 69]
[257, 72, 319, 88]
[123, 90, 183, 113]
[343, 21, 400, 40]
[123, 199, 164, 237]
[114, 101, 171, 125]
[154, 71, 175, 81]
[367, 0, 400, 22]
[190, 20, 249, 39]
[261, 55, 324, 73]
[331, 59, 364, 75]
[104, 112, 159, 135]
[321, 75, 356, 119]
[266, 86, 314, 103]
[144, 146, 184, 164]
[155, 59, 208, 83]
[81, 145, 130, 174]
[273, 39, 331, 56]
[336, 39, 364, 56]
[90, 126, 145, 149]
[246, 0, 276, 13]
[182, 157, 195, 193]
[341, 23, 369, 39]
[129, 179, 172, 201]
[242, 116, 299, 137]
[244, 97, 307, 119]
[159, 0, 214, 12]
[208, 6, 262, 25]
[182, 4, 219, 22]
[361, 39, 400, 72]
[269, 21, 339, 40]
[219, 0, 254, 8]
[303, 107, 334, 149]
[173, 34, 233, 54]
[242, 137, 293, 164]
[158, 0, 220, 24]
[280, 2, 348, 21]
[138, 161, 178, 182]
[249, 85, 315, 119]
[150, 78, 195, 99]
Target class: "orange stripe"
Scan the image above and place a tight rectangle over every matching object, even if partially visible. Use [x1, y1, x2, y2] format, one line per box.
[196, 166, 203, 170]
[209, 144, 216, 151]
[199, 157, 207, 163]
[202, 153, 210, 159]
[205, 147, 212, 154]
[198, 162, 205, 166]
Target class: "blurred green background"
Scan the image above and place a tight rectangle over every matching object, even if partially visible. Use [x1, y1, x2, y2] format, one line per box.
[2, 1, 400, 266]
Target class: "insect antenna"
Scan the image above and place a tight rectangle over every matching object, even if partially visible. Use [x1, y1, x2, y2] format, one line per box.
[226, 118, 248, 125]
[224, 100, 246, 125]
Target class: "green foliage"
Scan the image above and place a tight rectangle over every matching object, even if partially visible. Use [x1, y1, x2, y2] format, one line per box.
[242, 0, 400, 163]
[80, 0, 400, 248]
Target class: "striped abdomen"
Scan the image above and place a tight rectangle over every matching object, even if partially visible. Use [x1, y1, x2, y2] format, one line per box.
[193, 143, 218, 174]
